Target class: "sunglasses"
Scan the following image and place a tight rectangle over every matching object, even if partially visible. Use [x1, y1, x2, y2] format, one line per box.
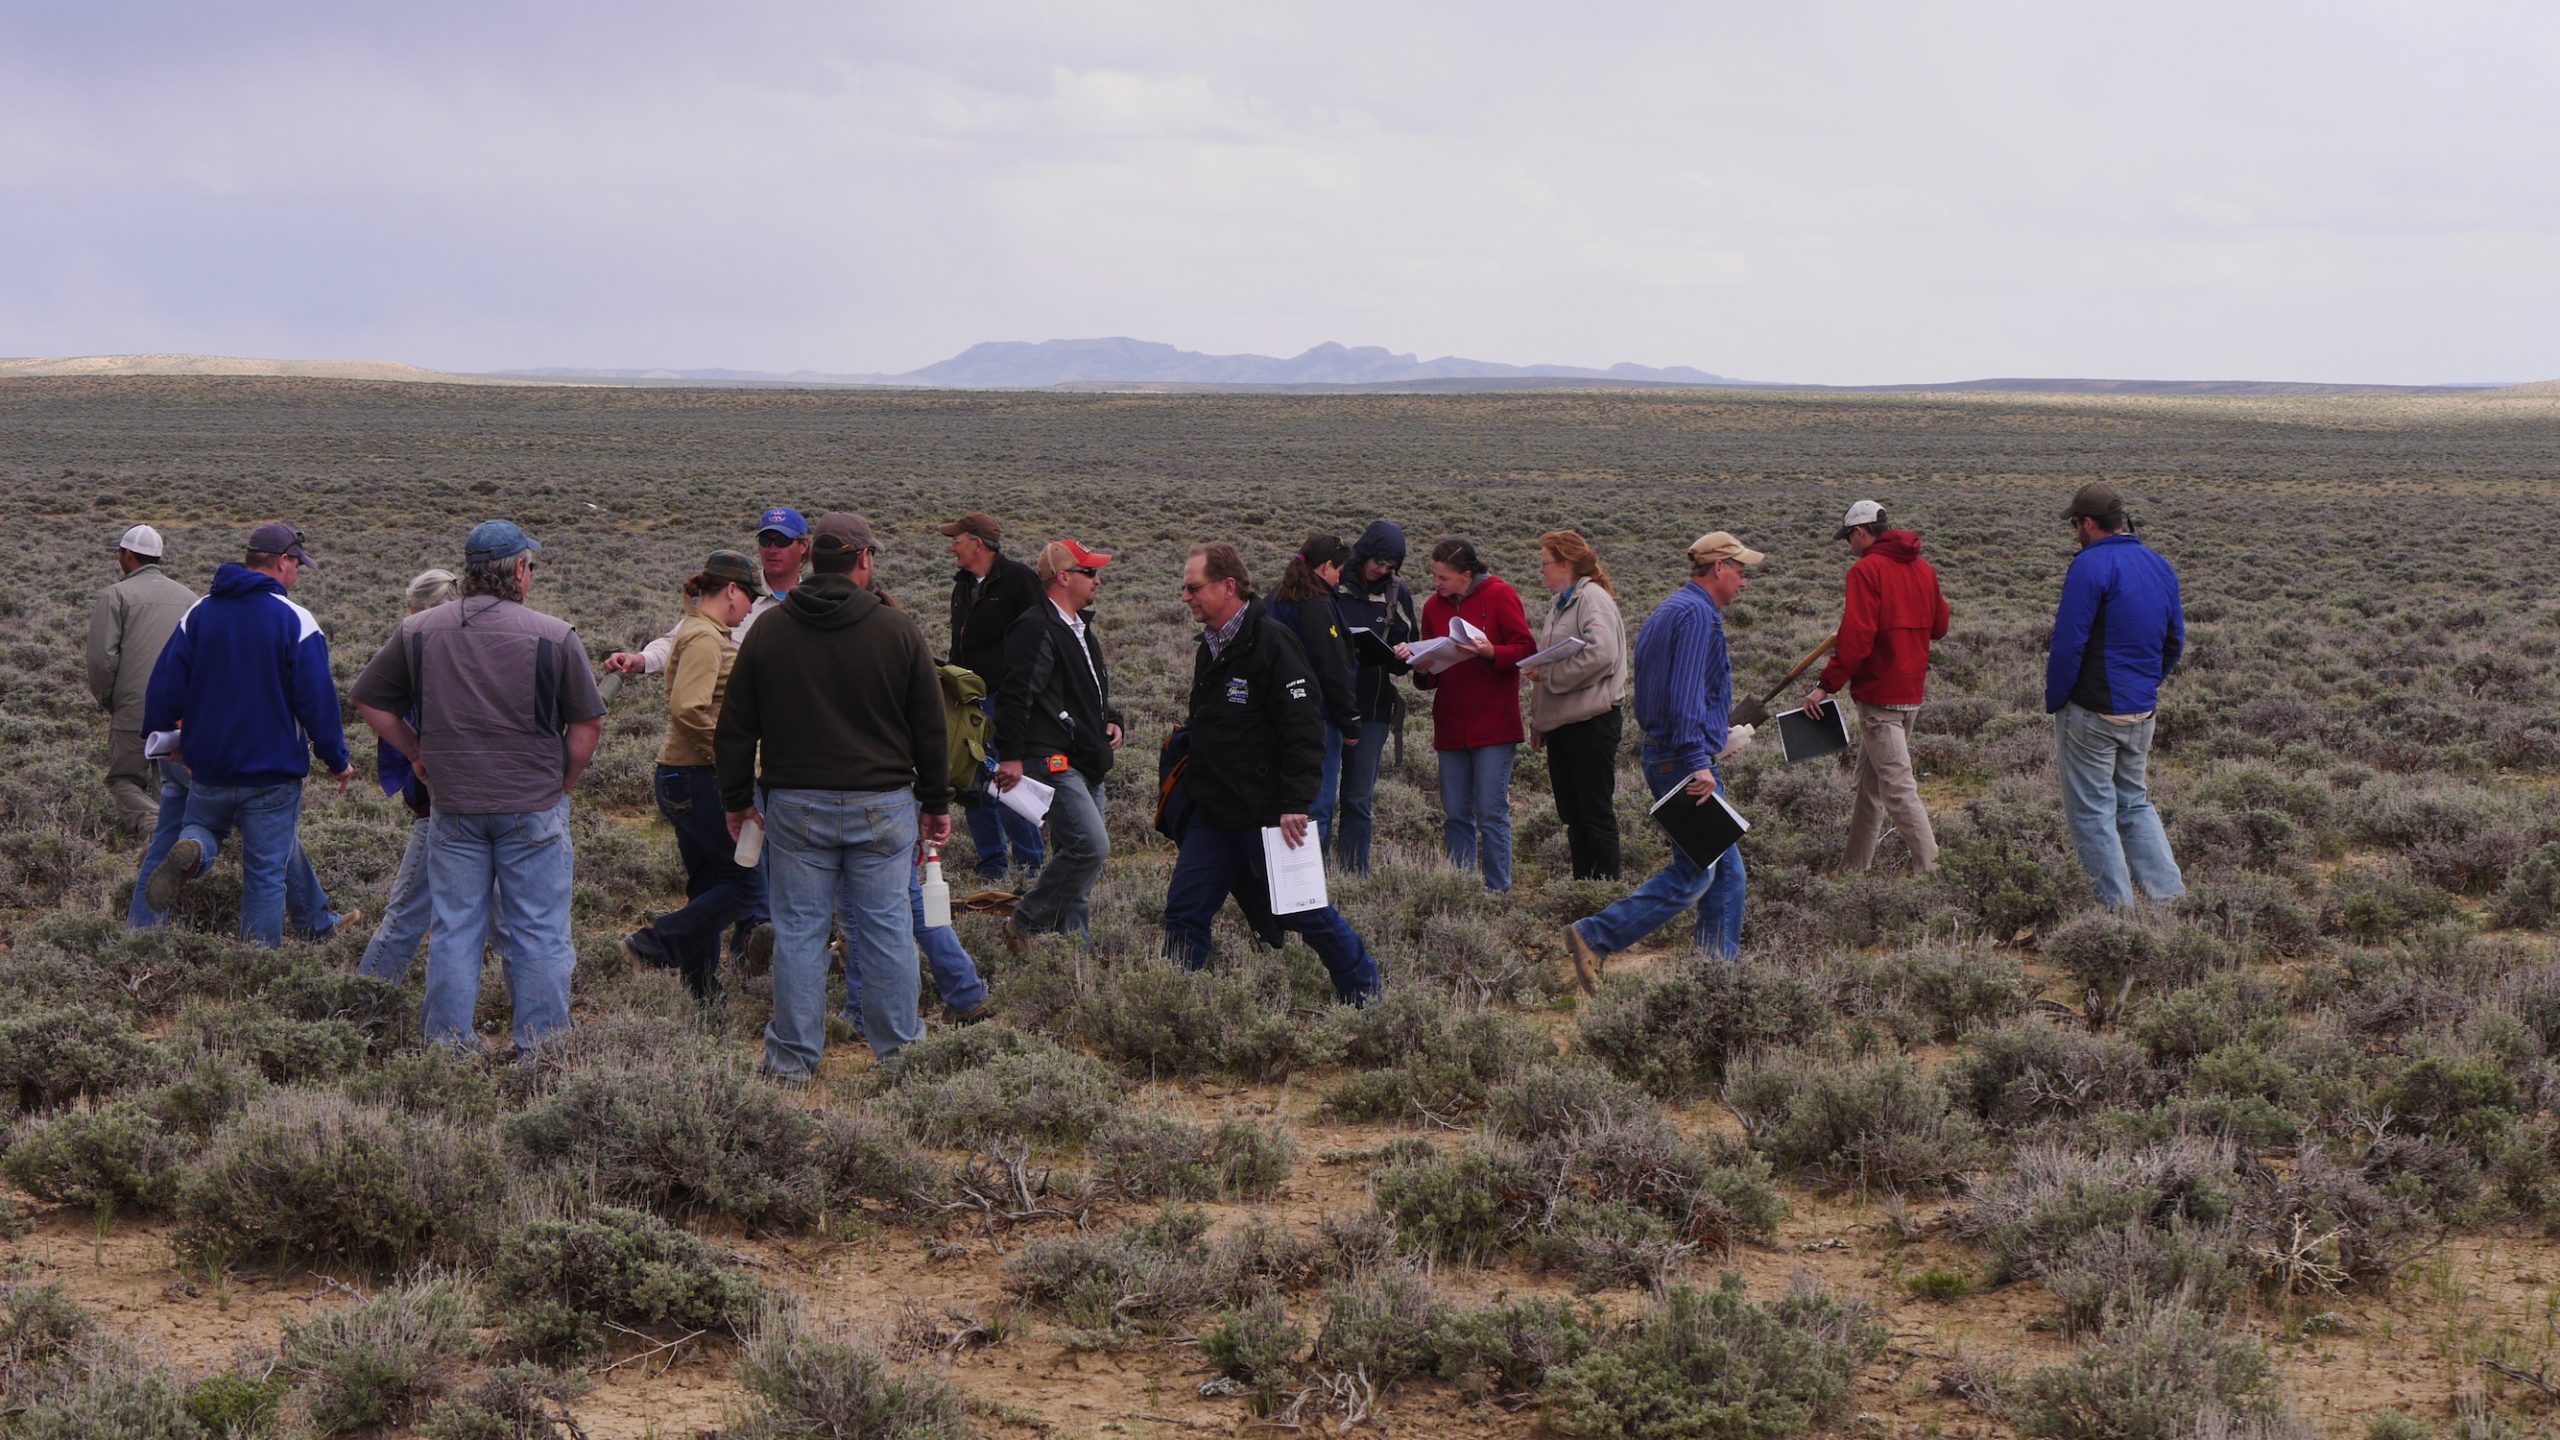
[757, 532, 798, 549]
[1069, 566, 1102, 578]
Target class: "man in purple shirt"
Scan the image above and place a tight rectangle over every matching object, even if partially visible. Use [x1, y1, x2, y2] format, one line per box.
[1565, 531, 1761, 990]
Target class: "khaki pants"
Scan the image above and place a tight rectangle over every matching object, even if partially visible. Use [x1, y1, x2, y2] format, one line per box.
[1842, 704, 1938, 873]
[105, 727, 157, 836]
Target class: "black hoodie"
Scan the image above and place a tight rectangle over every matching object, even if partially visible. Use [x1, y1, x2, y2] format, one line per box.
[716, 572, 951, 813]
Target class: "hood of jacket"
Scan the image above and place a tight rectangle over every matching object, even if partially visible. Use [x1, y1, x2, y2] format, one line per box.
[781, 572, 884, 631]
[1868, 530, 1923, 564]
[1352, 520, 1407, 567]
[210, 563, 287, 600]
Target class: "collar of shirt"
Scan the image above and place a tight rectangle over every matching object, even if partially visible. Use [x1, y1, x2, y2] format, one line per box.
[1202, 606, 1248, 658]
[1051, 598, 1083, 633]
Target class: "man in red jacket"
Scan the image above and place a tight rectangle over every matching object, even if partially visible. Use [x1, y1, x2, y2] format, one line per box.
[1804, 501, 1951, 873]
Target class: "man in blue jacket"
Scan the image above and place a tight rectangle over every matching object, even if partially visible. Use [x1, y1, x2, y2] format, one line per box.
[1565, 531, 1761, 991]
[140, 522, 355, 946]
[2048, 483, 2186, 907]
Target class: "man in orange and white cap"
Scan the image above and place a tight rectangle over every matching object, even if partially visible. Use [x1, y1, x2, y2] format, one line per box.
[994, 539, 1125, 940]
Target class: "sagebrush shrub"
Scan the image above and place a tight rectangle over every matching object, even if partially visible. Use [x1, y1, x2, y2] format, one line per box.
[1324, 1003, 1552, 1124]
[1577, 957, 1827, 1101]
[1945, 1019, 2157, 1133]
[726, 1311, 970, 1440]
[1312, 1265, 1441, 1389]
[2011, 1301, 2278, 1440]
[2, 1101, 188, 1212]
[1540, 1271, 1886, 1440]
[1071, 955, 1332, 1079]
[1959, 1136, 2243, 1288]
[1006, 1207, 1312, 1333]
[1199, 1293, 1305, 1404]
[1372, 1147, 1535, 1262]
[419, 1362, 592, 1440]
[876, 1028, 1124, 1145]
[2494, 842, 2560, 930]
[483, 1206, 765, 1360]
[1725, 1048, 1985, 1194]
[0, 1007, 159, 1114]
[279, 1275, 483, 1436]
[1426, 1295, 1595, 1394]
[175, 1092, 504, 1269]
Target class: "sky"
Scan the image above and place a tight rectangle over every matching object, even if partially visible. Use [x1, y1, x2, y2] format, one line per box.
[4, 1, 2555, 385]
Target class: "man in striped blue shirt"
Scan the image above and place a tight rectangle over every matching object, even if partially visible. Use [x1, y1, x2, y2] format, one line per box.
[1565, 531, 1761, 991]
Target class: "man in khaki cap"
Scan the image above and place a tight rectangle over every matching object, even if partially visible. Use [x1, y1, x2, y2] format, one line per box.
[1563, 529, 1762, 990]
[86, 524, 194, 832]
[941, 510, 1046, 881]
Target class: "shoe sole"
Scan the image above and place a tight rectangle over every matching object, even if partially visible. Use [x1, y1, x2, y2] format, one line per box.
[1565, 924, 1604, 997]
[146, 837, 202, 913]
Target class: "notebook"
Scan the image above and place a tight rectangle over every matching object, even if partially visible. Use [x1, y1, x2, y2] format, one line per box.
[1648, 782, 1750, 867]
[1775, 703, 1853, 764]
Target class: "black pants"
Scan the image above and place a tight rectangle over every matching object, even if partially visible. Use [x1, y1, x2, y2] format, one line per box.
[1544, 706, 1624, 881]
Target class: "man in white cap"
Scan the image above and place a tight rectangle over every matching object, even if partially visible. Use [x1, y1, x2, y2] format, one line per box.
[1802, 500, 1950, 874]
[85, 525, 195, 833]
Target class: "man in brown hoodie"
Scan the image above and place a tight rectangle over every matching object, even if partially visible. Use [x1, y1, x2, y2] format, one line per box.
[716, 512, 950, 1078]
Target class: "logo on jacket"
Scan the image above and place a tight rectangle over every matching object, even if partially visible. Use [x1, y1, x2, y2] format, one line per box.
[1284, 678, 1309, 701]
[1226, 678, 1251, 704]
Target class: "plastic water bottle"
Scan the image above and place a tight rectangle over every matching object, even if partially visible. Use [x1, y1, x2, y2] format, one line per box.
[596, 671, 624, 705]
[920, 844, 953, 930]
[733, 817, 764, 867]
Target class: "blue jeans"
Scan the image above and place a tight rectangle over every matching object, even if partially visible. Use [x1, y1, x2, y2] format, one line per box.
[1573, 749, 1746, 959]
[964, 696, 1045, 881]
[1333, 719, 1392, 876]
[764, 786, 920, 1073]
[1312, 724, 1346, 851]
[128, 760, 337, 937]
[2056, 704, 2186, 908]
[175, 779, 307, 948]
[1011, 771, 1108, 936]
[423, 798, 576, 1051]
[842, 862, 989, 1019]
[360, 818, 521, 980]
[1437, 743, 1517, 892]
[632, 765, 759, 998]
[1163, 820, 1380, 1004]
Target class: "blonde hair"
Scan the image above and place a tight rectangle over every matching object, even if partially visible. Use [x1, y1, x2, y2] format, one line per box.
[405, 568, 459, 613]
[1035, 540, 1078, 584]
[1538, 530, 1614, 597]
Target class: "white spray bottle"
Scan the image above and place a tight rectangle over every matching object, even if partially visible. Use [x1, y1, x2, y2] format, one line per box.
[920, 841, 953, 930]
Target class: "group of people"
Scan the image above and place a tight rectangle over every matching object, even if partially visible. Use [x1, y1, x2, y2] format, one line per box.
[87, 481, 2189, 1078]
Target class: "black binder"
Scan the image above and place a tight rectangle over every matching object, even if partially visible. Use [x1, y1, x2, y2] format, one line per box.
[1648, 783, 1750, 867]
[1775, 703, 1852, 764]
[1351, 628, 1402, 668]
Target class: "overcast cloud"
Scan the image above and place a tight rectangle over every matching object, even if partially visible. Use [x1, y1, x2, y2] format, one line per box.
[3, 0, 2554, 383]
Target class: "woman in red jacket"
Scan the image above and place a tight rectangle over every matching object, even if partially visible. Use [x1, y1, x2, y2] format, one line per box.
[1402, 538, 1535, 891]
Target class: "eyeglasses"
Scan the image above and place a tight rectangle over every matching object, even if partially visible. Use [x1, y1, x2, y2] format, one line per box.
[1181, 580, 1214, 595]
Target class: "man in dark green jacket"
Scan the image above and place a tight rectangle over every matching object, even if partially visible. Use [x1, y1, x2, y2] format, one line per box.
[717, 512, 950, 1076]
[1162, 542, 1379, 1004]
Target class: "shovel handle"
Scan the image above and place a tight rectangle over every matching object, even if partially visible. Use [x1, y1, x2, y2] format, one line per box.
[1759, 637, 1837, 707]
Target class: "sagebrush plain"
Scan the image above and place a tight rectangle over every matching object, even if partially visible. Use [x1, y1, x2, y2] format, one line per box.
[4, 377, 2560, 1438]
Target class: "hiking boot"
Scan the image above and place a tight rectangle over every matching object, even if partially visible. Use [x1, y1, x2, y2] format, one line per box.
[946, 999, 996, 1026]
[740, 922, 775, 974]
[308, 907, 364, 943]
[621, 932, 675, 970]
[996, 921, 1032, 955]
[1565, 922, 1605, 997]
[146, 837, 203, 913]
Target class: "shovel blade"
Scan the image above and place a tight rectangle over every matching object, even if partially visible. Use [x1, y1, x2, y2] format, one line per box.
[1730, 696, 1771, 729]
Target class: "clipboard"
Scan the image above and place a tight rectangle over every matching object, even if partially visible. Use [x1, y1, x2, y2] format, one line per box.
[1775, 703, 1852, 764]
[1351, 628, 1402, 668]
[1648, 783, 1749, 868]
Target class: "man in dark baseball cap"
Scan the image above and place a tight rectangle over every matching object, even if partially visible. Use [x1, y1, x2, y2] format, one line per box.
[464, 519, 542, 565]
[938, 511, 1001, 546]
[2063, 482, 2125, 527]
[811, 511, 878, 559]
[247, 521, 314, 567]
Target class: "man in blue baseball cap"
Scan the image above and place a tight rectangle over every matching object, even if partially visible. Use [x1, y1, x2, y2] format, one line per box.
[354, 518, 606, 1052]
[606, 506, 807, 677]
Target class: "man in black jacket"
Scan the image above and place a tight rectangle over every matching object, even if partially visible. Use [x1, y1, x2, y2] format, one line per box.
[1163, 543, 1380, 1004]
[942, 511, 1046, 881]
[719, 512, 951, 1076]
[995, 539, 1124, 940]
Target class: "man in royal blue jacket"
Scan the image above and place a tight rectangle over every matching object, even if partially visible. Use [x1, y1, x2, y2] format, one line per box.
[140, 522, 354, 946]
[2047, 484, 2186, 907]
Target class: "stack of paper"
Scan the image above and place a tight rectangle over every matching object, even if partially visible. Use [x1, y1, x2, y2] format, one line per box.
[1261, 826, 1330, 914]
[996, 775, 1055, 825]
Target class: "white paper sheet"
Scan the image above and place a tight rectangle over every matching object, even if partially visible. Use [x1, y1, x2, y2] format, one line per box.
[1520, 635, 1588, 670]
[143, 729, 182, 759]
[996, 774, 1055, 825]
[1403, 635, 1465, 673]
[1261, 825, 1330, 915]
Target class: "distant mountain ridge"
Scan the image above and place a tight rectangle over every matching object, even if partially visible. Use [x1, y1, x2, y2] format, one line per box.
[891, 338, 1739, 388]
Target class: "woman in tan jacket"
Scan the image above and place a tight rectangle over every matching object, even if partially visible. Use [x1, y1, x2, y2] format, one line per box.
[1524, 530, 1631, 880]
[622, 551, 763, 999]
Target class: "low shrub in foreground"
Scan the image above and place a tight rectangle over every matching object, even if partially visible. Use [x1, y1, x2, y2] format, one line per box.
[2011, 1301, 2281, 1440]
[483, 1206, 765, 1361]
[279, 1275, 484, 1436]
[175, 1092, 505, 1270]
[1006, 1207, 1315, 1335]
[1540, 1271, 1886, 1440]
[1725, 1049, 1985, 1194]
[1577, 958, 1827, 1102]
[726, 1310, 970, 1440]
[877, 1026, 1125, 1145]
[1091, 1110, 1295, 1201]
[3, 1101, 189, 1212]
